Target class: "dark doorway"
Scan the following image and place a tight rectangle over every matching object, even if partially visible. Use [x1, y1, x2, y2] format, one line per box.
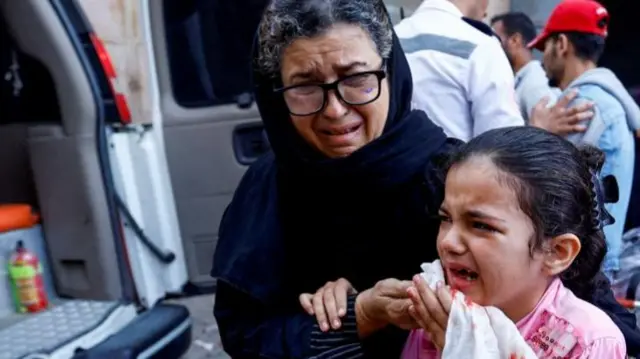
[597, 0, 640, 230]
[598, 0, 640, 89]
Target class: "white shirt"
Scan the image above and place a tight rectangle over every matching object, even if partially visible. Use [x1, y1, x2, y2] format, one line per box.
[514, 60, 561, 122]
[395, 0, 524, 141]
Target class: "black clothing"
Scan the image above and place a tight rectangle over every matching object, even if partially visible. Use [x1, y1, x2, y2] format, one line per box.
[211, 23, 453, 359]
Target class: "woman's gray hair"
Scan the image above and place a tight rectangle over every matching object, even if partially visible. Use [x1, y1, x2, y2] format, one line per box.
[257, 0, 393, 76]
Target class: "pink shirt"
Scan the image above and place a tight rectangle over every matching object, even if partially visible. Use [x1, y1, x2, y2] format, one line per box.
[401, 278, 626, 358]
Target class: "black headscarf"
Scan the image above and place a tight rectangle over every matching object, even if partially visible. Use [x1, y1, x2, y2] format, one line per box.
[211, 7, 450, 305]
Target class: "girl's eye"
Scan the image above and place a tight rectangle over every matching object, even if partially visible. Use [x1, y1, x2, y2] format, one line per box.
[472, 221, 496, 232]
[437, 214, 452, 223]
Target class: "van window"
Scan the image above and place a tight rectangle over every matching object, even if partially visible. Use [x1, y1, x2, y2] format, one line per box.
[163, 0, 266, 108]
[0, 20, 61, 124]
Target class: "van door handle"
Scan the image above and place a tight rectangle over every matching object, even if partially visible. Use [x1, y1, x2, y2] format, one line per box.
[233, 124, 270, 165]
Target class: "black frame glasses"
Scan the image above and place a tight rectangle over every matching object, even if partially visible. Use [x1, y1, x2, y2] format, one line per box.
[274, 63, 387, 116]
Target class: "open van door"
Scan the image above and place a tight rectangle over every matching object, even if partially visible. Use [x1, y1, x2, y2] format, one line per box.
[0, 0, 191, 357]
[145, 0, 269, 288]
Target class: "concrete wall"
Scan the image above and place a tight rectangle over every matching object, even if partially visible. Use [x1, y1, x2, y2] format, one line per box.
[487, 0, 510, 19]
[76, 0, 151, 124]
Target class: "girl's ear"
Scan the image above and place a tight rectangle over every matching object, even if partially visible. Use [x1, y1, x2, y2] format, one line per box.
[542, 233, 581, 276]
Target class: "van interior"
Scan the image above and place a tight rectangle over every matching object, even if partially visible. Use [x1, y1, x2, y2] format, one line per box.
[0, 0, 189, 357]
[0, 0, 123, 302]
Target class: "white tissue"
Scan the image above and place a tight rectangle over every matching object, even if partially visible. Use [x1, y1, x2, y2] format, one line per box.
[419, 260, 537, 359]
[420, 260, 445, 289]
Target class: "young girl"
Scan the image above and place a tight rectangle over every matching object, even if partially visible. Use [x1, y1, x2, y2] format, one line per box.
[402, 126, 626, 358]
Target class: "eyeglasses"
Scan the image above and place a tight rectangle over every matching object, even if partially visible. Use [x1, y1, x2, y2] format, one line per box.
[275, 64, 387, 116]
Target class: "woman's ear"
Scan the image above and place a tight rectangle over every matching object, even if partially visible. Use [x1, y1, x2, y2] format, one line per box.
[543, 233, 581, 276]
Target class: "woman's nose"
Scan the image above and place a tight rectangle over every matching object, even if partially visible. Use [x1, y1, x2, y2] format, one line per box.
[322, 91, 348, 120]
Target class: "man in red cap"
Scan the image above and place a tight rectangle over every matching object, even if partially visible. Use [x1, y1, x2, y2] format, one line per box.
[530, 0, 639, 299]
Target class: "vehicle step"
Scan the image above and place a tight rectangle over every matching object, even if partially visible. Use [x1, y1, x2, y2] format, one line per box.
[0, 299, 136, 359]
[72, 303, 191, 359]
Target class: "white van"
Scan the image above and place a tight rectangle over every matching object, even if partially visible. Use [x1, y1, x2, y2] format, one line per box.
[0, 0, 190, 357]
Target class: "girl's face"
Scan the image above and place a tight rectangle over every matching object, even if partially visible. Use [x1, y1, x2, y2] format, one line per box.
[436, 157, 550, 322]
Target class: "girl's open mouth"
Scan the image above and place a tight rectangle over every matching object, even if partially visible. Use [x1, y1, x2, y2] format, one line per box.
[452, 268, 479, 281]
[446, 266, 479, 291]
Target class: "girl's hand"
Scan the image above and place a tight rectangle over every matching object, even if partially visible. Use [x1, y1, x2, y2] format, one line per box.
[407, 275, 453, 350]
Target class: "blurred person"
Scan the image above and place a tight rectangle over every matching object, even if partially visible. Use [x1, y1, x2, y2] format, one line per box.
[491, 12, 561, 122]
[529, 0, 640, 281]
[394, 0, 520, 141]
[394, 0, 590, 141]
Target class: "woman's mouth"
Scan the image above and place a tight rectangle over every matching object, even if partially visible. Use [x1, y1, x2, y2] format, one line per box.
[320, 123, 362, 136]
[318, 123, 363, 147]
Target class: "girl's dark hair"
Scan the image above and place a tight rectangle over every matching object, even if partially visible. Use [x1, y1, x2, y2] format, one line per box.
[448, 126, 607, 299]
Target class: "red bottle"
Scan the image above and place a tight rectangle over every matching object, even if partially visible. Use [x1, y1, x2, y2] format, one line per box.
[8, 240, 48, 313]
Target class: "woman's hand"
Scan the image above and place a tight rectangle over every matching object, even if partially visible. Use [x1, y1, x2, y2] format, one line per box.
[355, 279, 417, 337]
[299, 278, 357, 331]
[407, 275, 453, 350]
[300, 278, 417, 336]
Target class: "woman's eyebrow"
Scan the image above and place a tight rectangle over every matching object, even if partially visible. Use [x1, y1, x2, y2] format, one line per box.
[289, 70, 314, 81]
[332, 61, 368, 72]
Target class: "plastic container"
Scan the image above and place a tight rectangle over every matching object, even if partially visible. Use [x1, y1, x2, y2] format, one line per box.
[0, 205, 55, 317]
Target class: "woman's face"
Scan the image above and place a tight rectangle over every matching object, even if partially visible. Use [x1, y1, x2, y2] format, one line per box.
[436, 156, 549, 321]
[280, 24, 389, 158]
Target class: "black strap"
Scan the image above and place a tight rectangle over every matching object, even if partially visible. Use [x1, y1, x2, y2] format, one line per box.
[462, 17, 501, 40]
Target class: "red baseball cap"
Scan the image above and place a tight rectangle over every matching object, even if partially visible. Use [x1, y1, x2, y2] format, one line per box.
[527, 0, 609, 51]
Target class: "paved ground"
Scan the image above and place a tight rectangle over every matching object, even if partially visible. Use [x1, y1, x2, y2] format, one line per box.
[169, 295, 230, 359]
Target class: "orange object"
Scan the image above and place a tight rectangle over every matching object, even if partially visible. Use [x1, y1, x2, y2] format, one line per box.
[616, 298, 640, 309]
[0, 204, 39, 233]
